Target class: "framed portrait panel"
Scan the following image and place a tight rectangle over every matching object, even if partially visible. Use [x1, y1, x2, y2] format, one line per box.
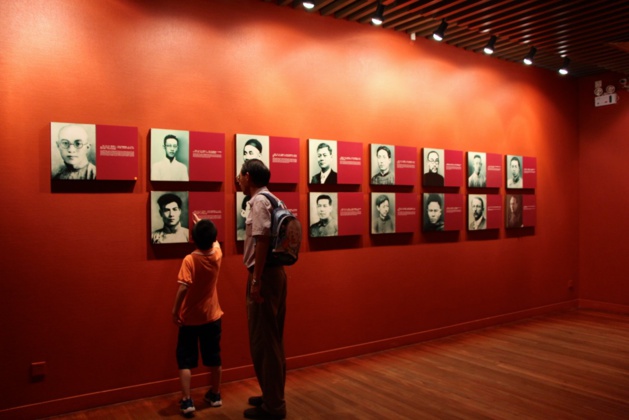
[506, 155, 537, 189]
[309, 192, 362, 237]
[236, 134, 299, 184]
[422, 148, 463, 187]
[309, 139, 362, 185]
[467, 194, 502, 230]
[423, 193, 463, 232]
[51, 122, 138, 181]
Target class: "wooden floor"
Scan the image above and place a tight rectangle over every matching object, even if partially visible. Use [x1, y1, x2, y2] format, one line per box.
[48, 310, 629, 419]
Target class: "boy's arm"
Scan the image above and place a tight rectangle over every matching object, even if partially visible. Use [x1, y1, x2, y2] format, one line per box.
[172, 284, 188, 326]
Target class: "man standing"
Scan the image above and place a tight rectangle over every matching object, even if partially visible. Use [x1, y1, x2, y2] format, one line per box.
[53, 124, 96, 180]
[309, 194, 338, 237]
[310, 143, 337, 184]
[152, 193, 189, 244]
[423, 150, 444, 187]
[371, 146, 394, 185]
[468, 154, 486, 188]
[151, 134, 189, 181]
[237, 159, 288, 420]
[507, 156, 523, 188]
[469, 196, 487, 230]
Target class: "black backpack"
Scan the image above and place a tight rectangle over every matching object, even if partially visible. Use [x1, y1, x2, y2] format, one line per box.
[260, 193, 302, 266]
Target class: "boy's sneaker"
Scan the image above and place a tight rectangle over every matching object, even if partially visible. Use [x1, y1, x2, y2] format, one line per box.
[179, 398, 195, 416]
[204, 390, 222, 407]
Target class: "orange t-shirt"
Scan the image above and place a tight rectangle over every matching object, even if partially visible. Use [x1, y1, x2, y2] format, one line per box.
[177, 242, 223, 326]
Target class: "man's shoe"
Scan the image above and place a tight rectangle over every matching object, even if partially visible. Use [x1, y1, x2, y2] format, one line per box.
[247, 396, 263, 407]
[179, 398, 195, 416]
[204, 390, 222, 407]
[243, 406, 286, 419]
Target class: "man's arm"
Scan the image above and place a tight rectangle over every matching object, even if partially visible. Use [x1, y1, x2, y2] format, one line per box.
[172, 284, 188, 326]
[250, 235, 270, 303]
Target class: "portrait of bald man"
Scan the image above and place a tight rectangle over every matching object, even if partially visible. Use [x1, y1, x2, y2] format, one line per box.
[51, 123, 97, 180]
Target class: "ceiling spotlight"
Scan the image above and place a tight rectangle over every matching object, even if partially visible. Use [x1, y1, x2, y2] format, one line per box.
[523, 47, 537, 65]
[559, 57, 571, 75]
[432, 19, 448, 42]
[371, 3, 384, 26]
[303, 1, 315, 9]
[483, 36, 497, 54]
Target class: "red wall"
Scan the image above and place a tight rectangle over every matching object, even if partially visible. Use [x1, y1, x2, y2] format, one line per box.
[1, 0, 583, 417]
[578, 73, 629, 310]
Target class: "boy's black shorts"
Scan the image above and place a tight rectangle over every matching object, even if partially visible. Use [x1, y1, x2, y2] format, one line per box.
[176, 318, 222, 369]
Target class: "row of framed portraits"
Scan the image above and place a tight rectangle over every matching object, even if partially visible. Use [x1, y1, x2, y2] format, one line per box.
[150, 190, 535, 245]
[50, 123, 536, 189]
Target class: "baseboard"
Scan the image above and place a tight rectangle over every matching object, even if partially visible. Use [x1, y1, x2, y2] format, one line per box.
[285, 300, 578, 370]
[578, 299, 629, 314]
[0, 300, 577, 420]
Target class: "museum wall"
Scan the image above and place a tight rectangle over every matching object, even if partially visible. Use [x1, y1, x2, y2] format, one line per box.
[0, 0, 582, 417]
[578, 72, 629, 311]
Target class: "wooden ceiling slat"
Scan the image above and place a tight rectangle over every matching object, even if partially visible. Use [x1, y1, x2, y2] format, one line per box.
[262, 0, 629, 77]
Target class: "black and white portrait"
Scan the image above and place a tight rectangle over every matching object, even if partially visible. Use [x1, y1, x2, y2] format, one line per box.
[151, 191, 189, 244]
[422, 148, 444, 187]
[467, 152, 487, 188]
[371, 193, 395, 234]
[50, 122, 97, 180]
[309, 193, 339, 237]
[150, 128, 190, 182]
[309, 140, 338, 184]
[235, 134, 270, 177]
[370, 144, 395, 185]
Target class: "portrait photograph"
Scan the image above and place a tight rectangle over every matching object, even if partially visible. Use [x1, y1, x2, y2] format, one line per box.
[309, 192, 339, 237]
[308, 139, 338, 185]
[150, 128, 190, 182]
[150, 191, 190, 244]
[370, 144, 395, 185]
[468, 194, 487, 231]
[235, 134, 270, 176]
[50, 122, 97, 180]
[506, 194, 524, 228]
[467, 152, 487, 188]
[422, 148, 445, 187]
[371, 193, 396, 234]
[423, 193, 445, 232]
[236, 191, 251, 241]
[506, 155, 523, 189]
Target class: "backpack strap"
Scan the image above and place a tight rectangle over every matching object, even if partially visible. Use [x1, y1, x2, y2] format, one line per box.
[260, 192, 285, 209]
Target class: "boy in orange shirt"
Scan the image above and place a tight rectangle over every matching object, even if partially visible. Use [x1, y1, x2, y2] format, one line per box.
[172, 219, 223, 416]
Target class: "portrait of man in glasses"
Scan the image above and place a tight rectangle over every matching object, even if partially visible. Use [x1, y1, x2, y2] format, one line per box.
[422, 148, 444, 187]
[51, 123, 97, 180]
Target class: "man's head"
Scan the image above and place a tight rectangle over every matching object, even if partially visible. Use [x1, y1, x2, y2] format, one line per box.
[316, 194, 333, 221]
[471, 197, 484, 221]
[157, 193, 183, 228]
[163, 134, 179, 161]
[192, 219, 217, 251]
[57, 124, 90, 169]
[510, 157, 521, 181]
[472, 155, 482, 175]
[427, 151, 440, 174]
[376, 146, 391, 174]
[238, 159, 271, 195]
[509, 195, 521, 215]
[426, 194, 443, 225]
[317, 143, 333, 171]
[243, 139, 263, 162]
[375, 194, 390, 218]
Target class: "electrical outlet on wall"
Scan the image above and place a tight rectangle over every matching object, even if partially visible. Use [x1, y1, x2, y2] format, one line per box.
[31, 361, 47, 378]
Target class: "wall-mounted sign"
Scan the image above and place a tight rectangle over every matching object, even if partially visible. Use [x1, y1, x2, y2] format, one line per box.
[422, 148, 463, 188]
[506, 155, 536, 189]
[423, 193, 463, 231]
[236, 134, 299, 184]
[309, 139, 362, 185]
[309, 192, 362, 237]
[51, 122, 138, 181]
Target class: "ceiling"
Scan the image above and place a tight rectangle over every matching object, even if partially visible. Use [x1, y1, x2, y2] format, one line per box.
[261, 0, 629, 78]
